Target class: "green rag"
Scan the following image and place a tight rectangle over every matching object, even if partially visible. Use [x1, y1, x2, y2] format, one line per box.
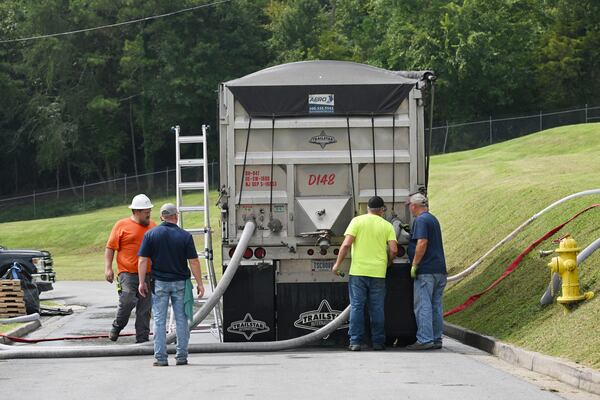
[184, 278, 194, 323]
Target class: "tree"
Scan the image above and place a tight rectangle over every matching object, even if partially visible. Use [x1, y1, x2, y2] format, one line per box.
[536, 0, 600, 108]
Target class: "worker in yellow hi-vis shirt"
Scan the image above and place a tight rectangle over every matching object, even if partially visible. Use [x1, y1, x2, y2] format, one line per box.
[332, 196, 398, 351]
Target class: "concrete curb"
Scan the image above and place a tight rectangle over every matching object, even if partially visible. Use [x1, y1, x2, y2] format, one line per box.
[0, 320, 41, 344]
[444, 322, 600, 396]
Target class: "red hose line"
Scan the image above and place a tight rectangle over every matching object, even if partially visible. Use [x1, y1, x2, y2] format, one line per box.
[0, 332, 136, 344]
[444, 204, 599, 318]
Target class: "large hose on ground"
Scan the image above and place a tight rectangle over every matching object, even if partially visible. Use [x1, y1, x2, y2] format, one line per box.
[0, 313, 40, 324]
[0, 219, 351, 359]
[0, 307, 350, 359]
[448, 189, 600, 283]
[165, 219, 255, 344]
[578, 237, 600, 264]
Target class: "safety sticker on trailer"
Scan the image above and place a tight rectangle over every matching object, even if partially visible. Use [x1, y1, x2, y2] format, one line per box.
[243, 170, 277, 188]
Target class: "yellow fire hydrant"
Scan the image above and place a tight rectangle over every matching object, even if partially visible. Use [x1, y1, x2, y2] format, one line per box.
[546, 235, 594, 309]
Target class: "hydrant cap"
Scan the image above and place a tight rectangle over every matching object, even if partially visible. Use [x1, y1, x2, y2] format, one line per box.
[556, 236, 581, 253]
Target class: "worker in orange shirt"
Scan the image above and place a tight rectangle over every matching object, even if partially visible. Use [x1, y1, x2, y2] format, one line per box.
[105, 194, 156, 343]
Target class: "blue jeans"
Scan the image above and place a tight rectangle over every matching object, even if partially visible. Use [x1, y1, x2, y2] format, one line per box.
[413, 273, 447, 344]
[348, 275, 386, 346]
[152, 280, 189, 362]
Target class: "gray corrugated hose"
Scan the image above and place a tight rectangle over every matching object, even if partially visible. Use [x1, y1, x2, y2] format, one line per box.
[448, 189, 600, 283]
[0, 307, 350, 359]
[578, 237, 600, 263]
[0, 313, 40, 324]
[0, 220, 351, 359]
[165, 219, 253, 344]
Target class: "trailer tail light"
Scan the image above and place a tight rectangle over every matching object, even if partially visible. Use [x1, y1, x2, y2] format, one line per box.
[254, 247, 266, 259]
[397, 245, 406, 258]
[229, 247, 254, 259]
[320, 249, 327, 255]
[307, 248, 314, 256]
[333, 248, 339, 255]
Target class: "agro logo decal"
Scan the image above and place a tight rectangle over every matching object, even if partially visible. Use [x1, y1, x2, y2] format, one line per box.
[294, 299, 348, 339]
[226, 313, 270, 340]
[309, 131, 337, 149]
[308, 94, 334, 114]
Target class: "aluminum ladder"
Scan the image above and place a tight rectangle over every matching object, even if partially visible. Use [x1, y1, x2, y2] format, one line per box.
[171, 124, 222, 341]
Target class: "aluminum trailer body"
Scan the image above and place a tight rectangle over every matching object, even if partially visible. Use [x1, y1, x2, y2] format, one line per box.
[218, 60, 433, 344]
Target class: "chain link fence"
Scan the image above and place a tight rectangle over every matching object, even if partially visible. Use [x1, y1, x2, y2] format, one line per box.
[0, 162, 220, 223]
[2, 104, 599, 223]
[429, 104, 600, 154]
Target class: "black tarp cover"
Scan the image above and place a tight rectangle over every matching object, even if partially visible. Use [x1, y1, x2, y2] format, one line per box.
[225, 61, 428, 117]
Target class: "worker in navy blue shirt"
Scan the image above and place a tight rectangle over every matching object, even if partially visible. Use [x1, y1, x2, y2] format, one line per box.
[137, 203, 205, 366]
[406, 193, 447, 350]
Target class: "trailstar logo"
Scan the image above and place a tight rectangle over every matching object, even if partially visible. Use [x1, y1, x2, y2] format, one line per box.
[294, 300, 348, 339]
[226, 313, 270, 340]
[309, 131, 337, 149]
[308, 94, 334, 114]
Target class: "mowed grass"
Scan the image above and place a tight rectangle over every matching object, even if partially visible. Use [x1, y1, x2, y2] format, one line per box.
[0, 192, 222, 281]
[1, 123, 600, 368]
[429, 123, 600, 369]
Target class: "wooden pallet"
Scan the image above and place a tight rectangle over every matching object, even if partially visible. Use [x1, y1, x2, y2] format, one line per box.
[0, 280, 26, 317]
[0, 280, 20, 287]
[0, 306, 26, 318]
[0, 280, 21, 292]
[0, 312, 26, 318]
[0, 304, 25, 311]
[0, 287, 24, 296]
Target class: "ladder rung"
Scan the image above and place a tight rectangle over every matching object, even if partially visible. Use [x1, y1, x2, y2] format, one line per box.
[178, 135, 205, 144]
[179, 206, 206, 212]
[197, 251, 209, 259]
[179, 159, 204, 167]
[186, 227, 211, 234]
[178, 182, 205, 190]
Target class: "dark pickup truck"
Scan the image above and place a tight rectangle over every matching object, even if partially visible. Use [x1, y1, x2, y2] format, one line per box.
[0, 246, 56, 292]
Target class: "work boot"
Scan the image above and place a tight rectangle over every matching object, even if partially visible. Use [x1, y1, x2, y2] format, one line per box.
[406, 341, 434, 350]
[176, 359, 188, 366]
[153, 360, 168, 367]
[109, 326, 121, 342]
[135, 337, 149, 344]
[348, 344, 361, 351]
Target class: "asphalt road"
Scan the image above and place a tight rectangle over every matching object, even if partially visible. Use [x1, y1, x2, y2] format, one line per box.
[1, 282, 597, 400]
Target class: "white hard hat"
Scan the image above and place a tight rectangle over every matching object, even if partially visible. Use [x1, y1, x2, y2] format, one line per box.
[129, 194, 154, 209]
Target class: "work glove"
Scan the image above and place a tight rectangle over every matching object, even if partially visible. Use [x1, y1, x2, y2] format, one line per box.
[410, 263, 418, 279]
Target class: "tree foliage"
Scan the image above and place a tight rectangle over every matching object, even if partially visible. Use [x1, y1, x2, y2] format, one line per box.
[0, 0, 597, 195]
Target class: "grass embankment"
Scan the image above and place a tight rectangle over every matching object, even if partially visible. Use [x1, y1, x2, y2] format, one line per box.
[0, 124, 599, 368]
[0, 192, 222, 281]
[430, 123, 600, 369]
[0, 323, 20, 334]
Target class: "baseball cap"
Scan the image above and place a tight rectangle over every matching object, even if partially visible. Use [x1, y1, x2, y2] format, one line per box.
[160, 203, 178, 217]
[408, 193, 428, 207]
[367, 196, 385, 209]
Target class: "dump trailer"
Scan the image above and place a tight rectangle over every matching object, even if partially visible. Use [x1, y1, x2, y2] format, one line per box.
[218, 60, 434, 345]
